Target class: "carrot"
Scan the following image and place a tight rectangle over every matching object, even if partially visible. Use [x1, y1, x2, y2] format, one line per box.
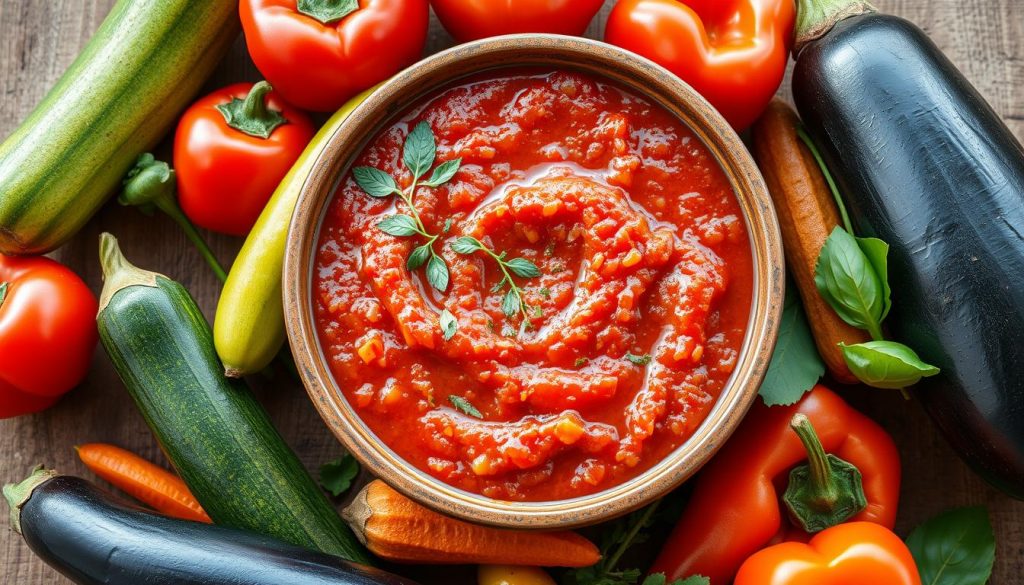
[342, 480, 600, 567]
[751, 99, 871, 383]
[75, 443, 211, 524]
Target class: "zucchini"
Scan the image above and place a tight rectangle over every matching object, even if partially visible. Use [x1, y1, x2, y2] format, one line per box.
[792, 0, 1024, 497]
[214, 85, 378, 377]
[0, 0, 239, 255]
[4, 469, 414, 585]
[95, 233, 370, 563]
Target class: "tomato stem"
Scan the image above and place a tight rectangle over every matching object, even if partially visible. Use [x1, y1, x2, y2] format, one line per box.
[296, 0, 359, 25]
[120, 154, 228, 282]
[215, 81, 287, 139]
[0, 282, 8, 309]
[783, 414, 867, 533]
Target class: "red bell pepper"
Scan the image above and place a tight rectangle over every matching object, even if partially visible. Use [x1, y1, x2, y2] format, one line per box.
[649, 385, 901, 583]
[430, 0, 605, 43]
[0, 255, 97, 418]
[239, 0, 429, 112]
[735, 522, 921, 585]
[604, 0, 794, 130]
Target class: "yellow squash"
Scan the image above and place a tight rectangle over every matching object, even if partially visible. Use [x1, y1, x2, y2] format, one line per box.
[214, 86, 377, 377]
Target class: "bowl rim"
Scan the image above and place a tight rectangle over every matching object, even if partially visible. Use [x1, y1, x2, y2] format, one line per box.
[284, 34, 784, 529]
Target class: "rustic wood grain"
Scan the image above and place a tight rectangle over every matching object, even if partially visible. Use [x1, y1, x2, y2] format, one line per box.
[2, 1, 1022, 583]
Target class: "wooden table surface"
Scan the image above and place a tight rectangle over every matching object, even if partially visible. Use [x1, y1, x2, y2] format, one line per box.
[2, 1, 1023, 583]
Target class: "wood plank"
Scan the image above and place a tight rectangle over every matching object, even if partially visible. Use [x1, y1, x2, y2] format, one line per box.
[1, 1, 1022, 582]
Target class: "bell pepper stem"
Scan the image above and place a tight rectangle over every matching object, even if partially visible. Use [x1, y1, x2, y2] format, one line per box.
[794, 0, 877, 55]
[120, 154, 227, 283]
[783, 414, 868, 533]
[215, 81, 287, 139]
[791, 414, 839, 508]
[0, 282, 8, 310]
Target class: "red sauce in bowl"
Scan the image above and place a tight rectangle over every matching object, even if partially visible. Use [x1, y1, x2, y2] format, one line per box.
[313, 70, 752, 501]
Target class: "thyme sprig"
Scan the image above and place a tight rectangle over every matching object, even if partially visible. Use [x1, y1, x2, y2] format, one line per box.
[452, 235, 541, 329]
[353, 121, 462, 292]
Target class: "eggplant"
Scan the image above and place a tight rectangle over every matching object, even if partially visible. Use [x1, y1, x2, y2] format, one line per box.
[3, 468, 418, 585]
[791, 0, 1024, 497]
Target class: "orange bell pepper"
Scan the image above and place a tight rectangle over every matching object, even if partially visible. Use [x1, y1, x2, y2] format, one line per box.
[649, 385, 901, 583]
[604, 0, 794, 131]
[735, 522, 921, 585]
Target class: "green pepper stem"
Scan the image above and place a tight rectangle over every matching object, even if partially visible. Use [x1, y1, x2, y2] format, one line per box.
[215, 81, 287, 139]
[0, 282, 8, 310]
[794, 0, 877, 55]
[157, 201, 228, 283]
[120, 154, 227, 282]
[791, 414, 839, 509]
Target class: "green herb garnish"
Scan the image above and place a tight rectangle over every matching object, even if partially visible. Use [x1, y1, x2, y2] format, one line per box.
[906, 507, 994, 585]
[575, 357, 589, 367]
[452, 236, 541, 330]
[624, 353, 652, 366]
[319, 453, 359, 497]
[353, 121, 462, 292]
[439, 308, 458, 341]
[448, 395, 483, 419]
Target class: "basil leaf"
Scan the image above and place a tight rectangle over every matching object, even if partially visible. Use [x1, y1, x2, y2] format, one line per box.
[506, 257, 541, 278]
[907, 507, 994, 585]
[319, 454, 359, 497]
[856, 236, 893, 321]
[403, 121, 436, 180]
[407, 244, 430, 270]
[840, 340, 940, 389]
[439, 309, 458, 341]
[451, 236, 483, 255]
[353, 166, 398, 198]
[448, 395, 483, 418]
[624, 353, 652, 366]
[814, 226, 884, 337]
[642, 576, 710, 585]
[377, 214, 419, 237]
[759, 284, 824, 406]
[501, 289, 520, 317]
[443, 218, 452, 233]
[422, 158, 462, 187]
[425, 255, 449, 291]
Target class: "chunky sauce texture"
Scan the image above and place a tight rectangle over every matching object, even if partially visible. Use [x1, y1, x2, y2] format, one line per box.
[314, 70, 752, 501]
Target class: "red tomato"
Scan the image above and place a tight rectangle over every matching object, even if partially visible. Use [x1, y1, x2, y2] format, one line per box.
[174, 82, 315, 236]
[0, 255, 97, 418]
[240, 0, 429, 112]
[430, 0, 605, 43]
[605, 0, 794, 130]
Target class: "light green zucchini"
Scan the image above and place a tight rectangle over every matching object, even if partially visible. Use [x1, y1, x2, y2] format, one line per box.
[0, 0, 239, 255]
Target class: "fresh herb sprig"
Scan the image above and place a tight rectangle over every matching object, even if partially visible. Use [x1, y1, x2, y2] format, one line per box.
[452, 235, 541, 330]
[798, 127, 939, 392]
[353, 121, 462, 292]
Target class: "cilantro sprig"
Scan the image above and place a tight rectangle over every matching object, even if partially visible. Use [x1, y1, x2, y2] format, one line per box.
[353, 121, 462, 292]
[452, 235, 541, 330]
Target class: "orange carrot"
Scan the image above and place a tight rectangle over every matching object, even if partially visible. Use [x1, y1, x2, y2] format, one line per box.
[342, 480, 600, 567]
[76, 443, 211, 524]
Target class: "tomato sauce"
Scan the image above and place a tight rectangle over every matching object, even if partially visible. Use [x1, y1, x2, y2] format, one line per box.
[313, 70, 752, 501]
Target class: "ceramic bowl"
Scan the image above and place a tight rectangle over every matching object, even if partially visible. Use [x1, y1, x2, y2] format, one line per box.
[284, 34, 783, 529]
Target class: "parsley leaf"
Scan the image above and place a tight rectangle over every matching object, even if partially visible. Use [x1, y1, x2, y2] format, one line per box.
[319, 454, 359, 497]
[625, 353, 652, 366]
[403, 121, 436, 179]
[448, 395, 483, 418]
[440, 309, 458, 341]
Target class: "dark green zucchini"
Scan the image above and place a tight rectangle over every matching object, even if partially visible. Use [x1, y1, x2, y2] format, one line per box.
[792, 0, 1024, 496]
[3, 469, 413, 585]
[0, 0, 239, 255]
[95, 233, 370, 563]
